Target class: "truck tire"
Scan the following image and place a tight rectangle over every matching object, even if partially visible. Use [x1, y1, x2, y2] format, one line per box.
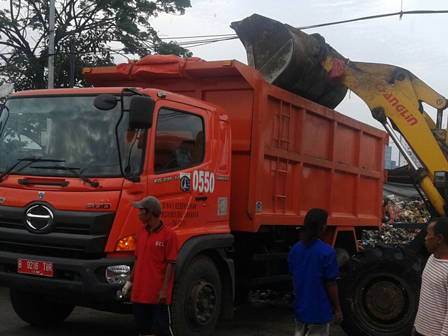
[171, 255, 221, 336]
[10, 288, 75, 327]
[339, 245, 425, 336]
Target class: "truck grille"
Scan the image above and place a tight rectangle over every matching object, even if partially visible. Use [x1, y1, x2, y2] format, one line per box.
[0, 203, 115, 259]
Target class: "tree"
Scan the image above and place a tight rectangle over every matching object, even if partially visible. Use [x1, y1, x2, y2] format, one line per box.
[0, 0, 192, 91]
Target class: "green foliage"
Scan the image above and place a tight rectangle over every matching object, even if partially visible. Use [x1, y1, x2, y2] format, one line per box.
[0, 0, 192, 90]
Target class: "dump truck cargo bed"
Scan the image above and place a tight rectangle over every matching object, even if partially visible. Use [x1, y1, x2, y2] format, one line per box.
[84, 56, 386, 233]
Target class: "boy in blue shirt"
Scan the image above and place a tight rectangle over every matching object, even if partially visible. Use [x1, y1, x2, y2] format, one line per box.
[287, 208, 343, 336]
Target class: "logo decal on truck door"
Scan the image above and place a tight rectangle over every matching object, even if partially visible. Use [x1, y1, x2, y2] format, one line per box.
[180, 173, 191, 192]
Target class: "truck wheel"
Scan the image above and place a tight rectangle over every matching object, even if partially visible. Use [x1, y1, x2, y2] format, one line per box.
[339, 245, 425, 336]
[10, 288, 75, 326]
[171, 255, 221, 336]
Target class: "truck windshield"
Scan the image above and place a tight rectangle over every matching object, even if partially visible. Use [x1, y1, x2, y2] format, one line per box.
[0, 95, 146, 178]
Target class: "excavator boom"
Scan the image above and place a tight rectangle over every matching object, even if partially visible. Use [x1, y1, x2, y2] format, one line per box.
[323, 56, 448, 216]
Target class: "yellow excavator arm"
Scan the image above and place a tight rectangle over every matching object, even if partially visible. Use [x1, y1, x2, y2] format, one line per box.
[322, 56, 448, 216]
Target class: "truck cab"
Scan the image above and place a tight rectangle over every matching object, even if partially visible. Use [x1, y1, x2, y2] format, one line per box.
[0, 87, 232, 332]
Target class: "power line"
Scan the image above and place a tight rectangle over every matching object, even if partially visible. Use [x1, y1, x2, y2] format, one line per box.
[297, 10, 448, 30]
[176, 36, 238, 48]
[161, 9, 448, 48]
[160, 33, 236, 40]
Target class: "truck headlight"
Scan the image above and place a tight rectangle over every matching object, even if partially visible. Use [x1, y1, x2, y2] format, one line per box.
[115, 234, 136, 251]
[105, 265, 131, 284]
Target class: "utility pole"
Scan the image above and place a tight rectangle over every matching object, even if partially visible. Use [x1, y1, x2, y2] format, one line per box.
[69, 34, 75, 88]
[48, 0, 55, 89]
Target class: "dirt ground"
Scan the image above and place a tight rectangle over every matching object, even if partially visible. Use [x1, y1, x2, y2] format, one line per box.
[215, 299, 347, 336]
[0, 286, 346, 336]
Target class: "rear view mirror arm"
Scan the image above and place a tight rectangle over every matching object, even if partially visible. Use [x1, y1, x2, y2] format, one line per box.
[116, 88, 143, 182]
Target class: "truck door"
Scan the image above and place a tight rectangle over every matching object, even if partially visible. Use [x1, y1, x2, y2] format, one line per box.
[150, 104, 215, 241]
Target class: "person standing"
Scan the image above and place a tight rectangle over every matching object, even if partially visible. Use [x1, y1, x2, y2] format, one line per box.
[413, 217, 448, 336]
[122, 196, 178, 336]
[287, 208, 343, 336]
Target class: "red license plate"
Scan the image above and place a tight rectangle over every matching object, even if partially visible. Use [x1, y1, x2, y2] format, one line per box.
[18, 259, 53, 277]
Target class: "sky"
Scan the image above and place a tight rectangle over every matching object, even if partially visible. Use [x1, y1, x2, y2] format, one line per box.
[145, 0, 448, 163]
[2, 0, 447, 162]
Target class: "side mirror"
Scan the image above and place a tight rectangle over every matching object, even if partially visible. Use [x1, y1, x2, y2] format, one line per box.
[129, 96, 155, 129]
[94, 94, 118, 110]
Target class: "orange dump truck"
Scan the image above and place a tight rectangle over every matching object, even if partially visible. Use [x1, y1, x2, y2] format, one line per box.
[0, 55, 386, 335]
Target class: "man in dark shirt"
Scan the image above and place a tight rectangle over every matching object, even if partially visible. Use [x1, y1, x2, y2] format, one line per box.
[122, 196, 178, 336]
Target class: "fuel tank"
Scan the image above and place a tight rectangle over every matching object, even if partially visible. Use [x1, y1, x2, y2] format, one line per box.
[231, 14, 347, 109]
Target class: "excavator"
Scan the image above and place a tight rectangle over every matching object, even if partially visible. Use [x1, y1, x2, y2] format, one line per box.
[232, 14, 448, 336]
[321, 56, 448, 216]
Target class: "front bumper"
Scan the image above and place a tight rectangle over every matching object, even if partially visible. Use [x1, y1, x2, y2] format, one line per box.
[0, 251, 134, 308]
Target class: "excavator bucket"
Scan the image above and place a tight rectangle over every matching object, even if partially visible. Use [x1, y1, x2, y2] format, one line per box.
[231, 14, 348, 109]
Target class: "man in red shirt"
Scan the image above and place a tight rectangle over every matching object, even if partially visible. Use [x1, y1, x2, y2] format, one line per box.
[122, 196, 178, 336]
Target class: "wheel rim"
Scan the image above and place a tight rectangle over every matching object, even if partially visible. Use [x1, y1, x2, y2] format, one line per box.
[354, 271, 416, 331]
[187, 280, 217, 327]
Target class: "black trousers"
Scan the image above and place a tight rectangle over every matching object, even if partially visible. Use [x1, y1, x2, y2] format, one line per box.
[133, 302, 173, 336]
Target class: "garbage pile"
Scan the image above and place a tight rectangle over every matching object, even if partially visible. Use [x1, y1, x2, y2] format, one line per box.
[360, 223, 421, 249]
[383, 196, 430, 224]
[248, 289, 294, 307]
[360, 195, 430, 249]
[239, 289, 295, 310]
